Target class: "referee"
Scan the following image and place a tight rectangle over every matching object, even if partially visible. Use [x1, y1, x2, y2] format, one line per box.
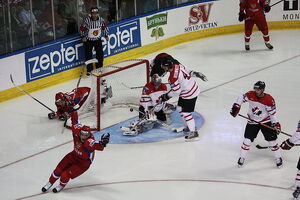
[80, 7, 109, 76]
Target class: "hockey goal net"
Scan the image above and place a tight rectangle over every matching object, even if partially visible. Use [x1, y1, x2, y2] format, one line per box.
[67, 59, 151, 131]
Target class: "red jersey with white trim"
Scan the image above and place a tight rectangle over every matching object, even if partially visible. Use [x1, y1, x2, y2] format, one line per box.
[240, 0, 268, 19]
[235, 90, 278, 124]
[167, 64, 200, 99]
[140, 82, 168, 111]
[56, 87, 90, 116]
[289, 120, 300, 144]
[70, 112, 105, 163]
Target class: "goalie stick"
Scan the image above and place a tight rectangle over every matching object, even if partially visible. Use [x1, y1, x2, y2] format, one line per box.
[256, 143, 300, 149]
[10, 74, 55, 113]
[238, 114, 292, 137]
[125, 104, 185, 133]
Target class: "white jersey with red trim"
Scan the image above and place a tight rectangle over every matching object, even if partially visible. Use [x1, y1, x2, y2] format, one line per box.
[235, 91, 278, 124]
[289, 120, 300, 144]
[167, 64, 200, 99]
[140, 82, 168, 112]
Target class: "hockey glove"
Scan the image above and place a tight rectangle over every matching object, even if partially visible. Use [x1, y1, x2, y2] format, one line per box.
[159, 93, 171, 103]
[48, 112, 56, 120]
[280, 139, 294, 150]
[230, 103, 240, 117]
[264, 5, 271, 13]
[238, 12, 245, 22]
[100, 133, 110, 147]
[193, 71, 208, 82]
[272, 122, 281, 134]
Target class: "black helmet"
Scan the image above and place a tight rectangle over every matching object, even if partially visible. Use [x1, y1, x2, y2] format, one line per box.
[90, 7, 99, 13]
[254, 81, 266, 90]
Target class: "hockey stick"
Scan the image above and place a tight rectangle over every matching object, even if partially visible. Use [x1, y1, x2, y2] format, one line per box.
[244, 0, 284, 20]
[125, 104, 184, 132]
[121, 82, 170, 90]
[238, 114, 292, 137]
[256, 143, 300, 149]
[10, 74, 55, 113]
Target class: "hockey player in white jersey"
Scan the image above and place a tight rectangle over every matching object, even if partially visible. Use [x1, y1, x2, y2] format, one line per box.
[230, 81, 282, 168]
[151, 53, 207, 140]
[280, 120, 300, 199]
[121, 74, 175, 136]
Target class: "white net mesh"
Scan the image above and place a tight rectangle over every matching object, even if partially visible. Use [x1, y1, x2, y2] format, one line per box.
[67, 59, 150, 131]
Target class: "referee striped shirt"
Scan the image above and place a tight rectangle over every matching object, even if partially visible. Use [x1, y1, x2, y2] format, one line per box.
[80, 15, 109, 41]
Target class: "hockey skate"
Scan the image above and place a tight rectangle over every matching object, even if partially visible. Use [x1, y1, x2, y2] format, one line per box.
[275, 157, 283, 168]
[245, 44, 250, 51]
[293, 186, 300, 199]
[265, 43, 273, 50]
[41, 182, 53, 192]
[184, 131, 199, 140]
[52, 184, 64, 193]
[237, 157, 245, 168]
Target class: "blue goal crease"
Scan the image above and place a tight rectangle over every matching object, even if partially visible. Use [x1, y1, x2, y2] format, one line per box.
[93, 111, 204, 144]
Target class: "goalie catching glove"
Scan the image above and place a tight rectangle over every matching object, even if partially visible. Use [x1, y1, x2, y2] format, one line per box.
[193, 71, 208, 82]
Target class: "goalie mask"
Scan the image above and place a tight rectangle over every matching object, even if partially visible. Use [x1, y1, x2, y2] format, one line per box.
[151, 74, 162, 87]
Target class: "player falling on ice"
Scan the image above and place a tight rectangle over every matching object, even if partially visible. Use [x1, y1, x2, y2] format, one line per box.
[41, 111, 110, 193]
[48, 87, 91, 121]
[280, 120, 300, 199]
[48, 84, 112, 121]
[121, 73, 176, 136]
[151, 53, 207, 140]
[230, 81, 282, 168]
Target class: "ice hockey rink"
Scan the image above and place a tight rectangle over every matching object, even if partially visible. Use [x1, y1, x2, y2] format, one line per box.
[0, 29, 299, 200]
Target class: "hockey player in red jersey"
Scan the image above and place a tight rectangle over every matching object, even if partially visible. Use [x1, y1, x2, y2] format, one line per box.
[41, 111, 110, 193]
[121, 73, 175, 136]
[152, 53, 208, 140]
[238, 0, 273, 50]
[280, 120, 300, 199]
[48, 87, 91, 121]
[230, 81, 282, 168]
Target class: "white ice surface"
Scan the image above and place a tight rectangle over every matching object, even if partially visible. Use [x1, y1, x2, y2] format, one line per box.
[0, 29, 299, 200]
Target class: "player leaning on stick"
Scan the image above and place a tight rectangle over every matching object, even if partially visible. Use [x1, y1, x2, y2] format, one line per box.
[238, 0, 273, 51]
[230, 81, 282, 168]
[152, 53, 208, 140]
[280, 120, 300, 199]
[42, 111, 110, 193]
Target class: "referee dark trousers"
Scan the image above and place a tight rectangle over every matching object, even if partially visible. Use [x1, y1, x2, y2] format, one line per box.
[84, 38, 104, 73]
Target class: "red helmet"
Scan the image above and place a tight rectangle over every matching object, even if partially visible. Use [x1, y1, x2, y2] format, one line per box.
[80, 125, 91, 136]
[55, 92, 65, 103]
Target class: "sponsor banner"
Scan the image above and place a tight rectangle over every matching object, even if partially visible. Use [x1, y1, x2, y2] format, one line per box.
[184, 2, 218, 33]
[146, 12, 168, 40]
[25, 38, 85, 82]
[102, 19, 141, 57]
[282, 0, 300, 20]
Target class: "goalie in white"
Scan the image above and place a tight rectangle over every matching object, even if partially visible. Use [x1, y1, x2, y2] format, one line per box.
[121, 74, 176, 136]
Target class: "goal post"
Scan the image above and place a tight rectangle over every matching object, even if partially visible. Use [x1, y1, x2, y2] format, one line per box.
[66, 59, 151, 131]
